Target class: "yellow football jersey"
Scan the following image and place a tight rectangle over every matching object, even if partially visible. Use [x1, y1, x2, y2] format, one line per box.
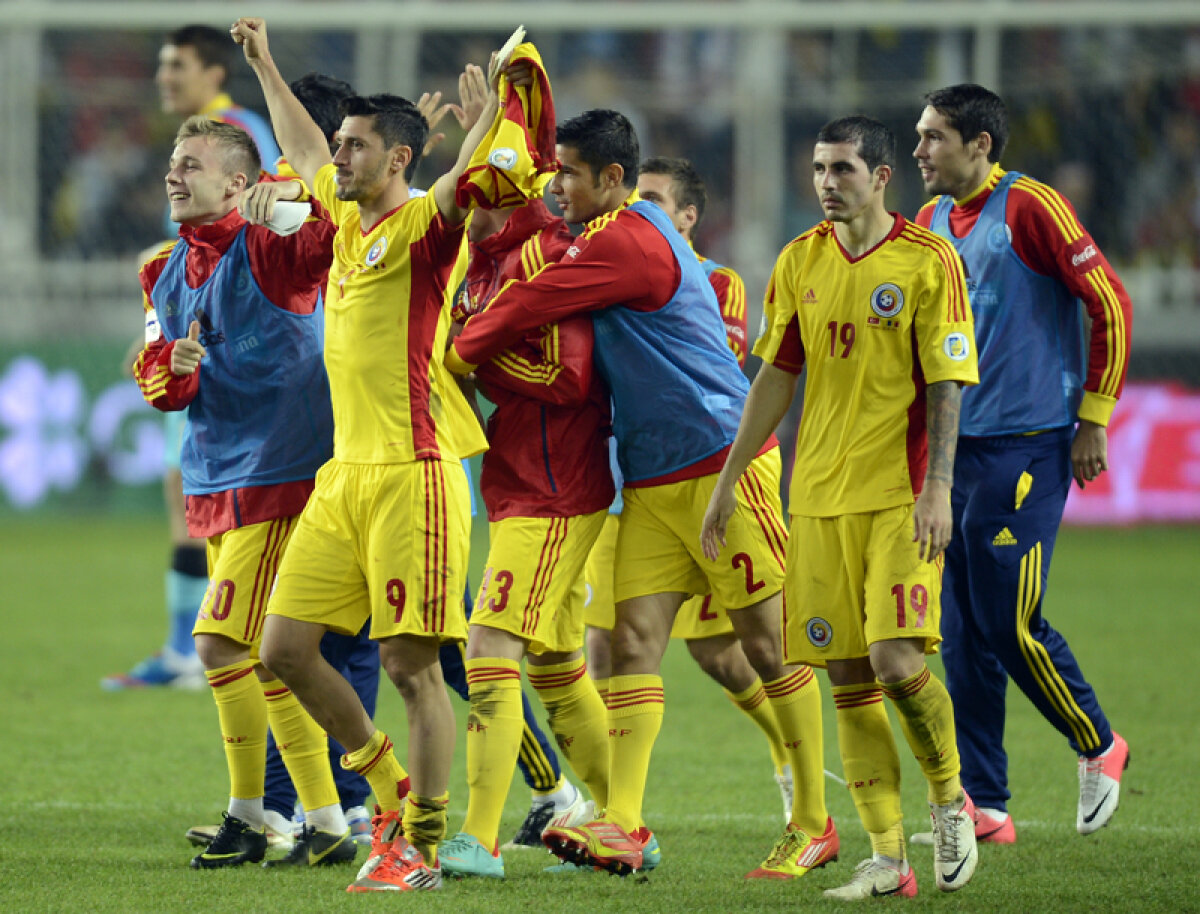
[313, 164, 487, 464]
[755, 214, 978, 517]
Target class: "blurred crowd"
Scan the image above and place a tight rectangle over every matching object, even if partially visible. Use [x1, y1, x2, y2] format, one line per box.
[39, 24, 1200, 271]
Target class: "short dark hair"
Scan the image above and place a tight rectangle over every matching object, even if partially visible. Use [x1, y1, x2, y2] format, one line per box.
[165, 25, 232, 84]
[339, 94, 428, 181]
[640, 156, 707, 227]
[923, 84, 1009, 162]
[816, 116, 896, 172]
[556, 109, 639, 188]
[290, 72, 354, 142]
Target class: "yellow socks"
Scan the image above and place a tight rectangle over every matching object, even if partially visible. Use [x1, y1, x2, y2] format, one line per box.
[603, 674, 664, 831]
[341, 729, 410, 813]
[832, 682, 905, 860]
[528, 657, 610, 810]
[405, 791, 450, 866]
[262, 678, 339, 814]
[882, 667, 962, 805]
[727, 678, 789, 778]
[461, 658, 524, 849]
[207, 659, 267, 802]
[762, 666, 827, 835]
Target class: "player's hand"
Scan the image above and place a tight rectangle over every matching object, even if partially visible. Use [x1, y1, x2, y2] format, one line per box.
[230, 18, 270, 64]
[501, 60, 535, 90]
[912, 479, 952, 562]
[701, 482, 737, 562]
[458, 64, 490, 129]
[171, 321, 206, 376]
[237, 180, 300, 225]
[1071, 419, 1108, 489]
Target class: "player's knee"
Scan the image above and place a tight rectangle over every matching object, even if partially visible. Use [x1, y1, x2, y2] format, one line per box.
[736, 632, 782, 680]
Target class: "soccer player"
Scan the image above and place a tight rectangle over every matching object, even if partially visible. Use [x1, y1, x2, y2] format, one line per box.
[104, 24, 281, 691]
[447, 109, 830, 880]
[702, 116, 981, 900]
[232, 17, 498, 892]
[135, 116, 351, 870]
[911, 83, 1131, 842]
[575, 156, 795, 823]
[438, 190, 614, 879]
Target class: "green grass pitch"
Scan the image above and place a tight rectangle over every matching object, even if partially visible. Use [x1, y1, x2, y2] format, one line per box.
[1, 516, 1196, 913]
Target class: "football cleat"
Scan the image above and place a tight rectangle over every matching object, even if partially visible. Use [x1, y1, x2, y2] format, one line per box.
[746, 817, 839, 879]
[440, 832, 505, 878]
[775, 764, 794, 824]
[911, 804, 1015, 846]
[101, 648, 206, 692]
[543, 828, 660, 874]
[544, 796, 596, 835]
[930, 792, 978, 892]
[346, 836, 441, 892]
[263, 825, 357, 867]
[1078, 732, 1129, 835]
[543, 818, 647, 876]
[189, 813, 267, 869]
[824, 858, 918, 900]
[355, 805, 404, 880]
[501, 800, 556, 850]
[185, 815, 292, 850]
[345, 805, 373, 847]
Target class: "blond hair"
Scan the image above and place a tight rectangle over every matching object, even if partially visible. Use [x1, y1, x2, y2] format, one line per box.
[175, 115, 262, 180]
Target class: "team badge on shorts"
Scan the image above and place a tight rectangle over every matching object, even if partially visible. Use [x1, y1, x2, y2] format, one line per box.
[869, 283, 905, 319]
[943, 332, 971, 361]
[365, 237, 388, 266]
[806, 617, 833, 648]
[487, 147, 519, 170]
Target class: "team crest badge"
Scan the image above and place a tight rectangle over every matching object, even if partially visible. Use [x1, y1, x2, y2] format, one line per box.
[869, 283, 904, 319]
[943, 332, 971, 361]
[806, 617, 833, 648]
[488, 147, 519, 170]
[986, 223, 1011, 252]
[365, 237, 388, 266]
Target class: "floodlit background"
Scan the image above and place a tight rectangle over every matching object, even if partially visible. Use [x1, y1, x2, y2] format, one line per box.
[0, 0, 1198, 518]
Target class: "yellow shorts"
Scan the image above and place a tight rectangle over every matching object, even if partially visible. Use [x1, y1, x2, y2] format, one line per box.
[193, 516, 298, 653]
[615, 449, 787, 610]
[584, 516, 735, 638]
[268, 458, 470, 643]
[782, 504, 943, 666]
[474, 510, 607, 655]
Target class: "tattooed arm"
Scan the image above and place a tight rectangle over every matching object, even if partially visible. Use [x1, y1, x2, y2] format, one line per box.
[913, 380, 962, 562]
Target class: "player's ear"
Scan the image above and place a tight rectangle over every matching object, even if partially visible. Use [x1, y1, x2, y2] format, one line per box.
[600, 162, 624, 190]
[874, 163, 892, 191]
[391, 144, 414, 177]
[681, 204, 699, 233]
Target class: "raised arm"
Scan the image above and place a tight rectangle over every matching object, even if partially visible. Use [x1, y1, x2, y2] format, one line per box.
[231, 18, 330, 191]
[431, 62, 499, 225]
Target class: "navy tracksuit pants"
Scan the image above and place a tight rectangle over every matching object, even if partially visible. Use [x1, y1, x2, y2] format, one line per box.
[941, 427, 1112, 813]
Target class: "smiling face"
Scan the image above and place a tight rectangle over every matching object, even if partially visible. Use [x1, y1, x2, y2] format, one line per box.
[913, 105, 992, 200]
[164, 136, 243, 226]
[156, 43, 223, 117]
[812, 140, 884, 225]
[330, 115, 403, 204]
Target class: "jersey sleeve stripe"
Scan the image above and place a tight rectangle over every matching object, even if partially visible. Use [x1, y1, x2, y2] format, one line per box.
[1014, 178, 1085, 244]
[899, 227, 969, 322]
[1085, 269, 1129, 396]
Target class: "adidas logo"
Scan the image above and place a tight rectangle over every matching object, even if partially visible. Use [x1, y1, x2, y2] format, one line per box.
[992, 527, 1018, 546]
[803, 288, 819, 305]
